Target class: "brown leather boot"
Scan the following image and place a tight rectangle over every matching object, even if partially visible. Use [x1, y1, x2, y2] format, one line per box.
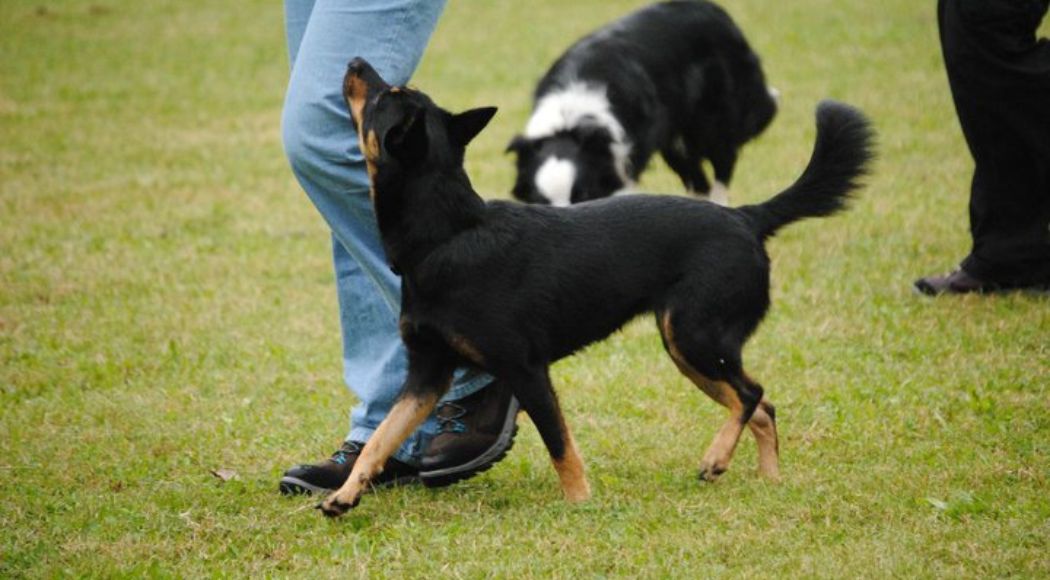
[420, 383, 519, 488]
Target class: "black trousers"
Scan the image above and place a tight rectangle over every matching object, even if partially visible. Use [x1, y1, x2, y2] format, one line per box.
[938, 0, 1050, 285]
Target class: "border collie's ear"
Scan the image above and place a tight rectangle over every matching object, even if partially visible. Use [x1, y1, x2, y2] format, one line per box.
[384, 105, 427, 163]
[505, 134, 530, 155]
[450, 107, 497, 147]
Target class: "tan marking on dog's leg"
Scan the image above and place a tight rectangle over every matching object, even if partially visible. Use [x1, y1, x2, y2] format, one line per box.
[698, 390, 747, 481]
[448, 334, 485, 367]
[668, 351, 748, 480]
[747, 400, 780, 480]
[661, 312, 734, 407]
[552, 425, 590, 502]
[659, 311, 747, 481]
[320, 392, 439, 516]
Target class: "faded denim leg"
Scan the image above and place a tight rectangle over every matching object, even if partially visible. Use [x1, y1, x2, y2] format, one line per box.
[282, 0, 491, 465]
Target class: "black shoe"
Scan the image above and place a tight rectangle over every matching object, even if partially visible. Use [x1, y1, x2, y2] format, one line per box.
[914, 268, 1050, 296]
[420, 382, 519, 488]
[915, 268, 995, 295]
[279, 440, 419, 495]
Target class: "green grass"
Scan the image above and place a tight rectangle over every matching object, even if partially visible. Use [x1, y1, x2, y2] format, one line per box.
[2, 0, 1048, 576]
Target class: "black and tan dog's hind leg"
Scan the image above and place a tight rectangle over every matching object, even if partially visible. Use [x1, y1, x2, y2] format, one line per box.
[658, 311, 779, 482]
[746, 397, 779, 479]
[502, 367, 591, 502]
[317, 343, 455, 518]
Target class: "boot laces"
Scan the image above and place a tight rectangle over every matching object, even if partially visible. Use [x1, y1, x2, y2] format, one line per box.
[330, 441, 363, 465]
[436, 402, 468, 434]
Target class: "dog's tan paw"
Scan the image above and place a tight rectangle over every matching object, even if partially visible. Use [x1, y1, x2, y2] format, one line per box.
[316, 492, 360, 518]
[757, 461, 780, 481]
[698, 460, 728, 483]
[563, 480, 591, 503]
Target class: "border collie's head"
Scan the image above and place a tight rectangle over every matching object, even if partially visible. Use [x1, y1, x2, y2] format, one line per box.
[506, 124, 625, 206]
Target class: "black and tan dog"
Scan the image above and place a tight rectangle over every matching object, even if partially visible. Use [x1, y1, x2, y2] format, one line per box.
[317, 57, 873, 517]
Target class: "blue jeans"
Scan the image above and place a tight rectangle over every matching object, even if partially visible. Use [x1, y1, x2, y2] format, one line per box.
[282, 0, 491, 465]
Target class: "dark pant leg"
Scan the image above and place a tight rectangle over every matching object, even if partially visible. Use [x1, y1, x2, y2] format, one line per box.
[938, 0, 1050, 285]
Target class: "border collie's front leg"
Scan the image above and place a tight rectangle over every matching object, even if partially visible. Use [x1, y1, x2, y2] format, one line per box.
[661, 145, 711, 198]
[318, 349, 454, 518]
[709, 149, 737, 207]
[503, 366, 590, 502]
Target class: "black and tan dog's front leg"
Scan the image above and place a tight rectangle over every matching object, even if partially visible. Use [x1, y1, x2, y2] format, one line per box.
[317, 348, 453, 518]
[506, 367, 590, 502]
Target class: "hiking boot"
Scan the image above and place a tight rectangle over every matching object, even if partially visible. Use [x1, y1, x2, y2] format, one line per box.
[278, 440, 419, 495]
[420, 382, 520, 488]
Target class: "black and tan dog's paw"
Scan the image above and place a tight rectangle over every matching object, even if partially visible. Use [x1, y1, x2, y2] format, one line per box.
[315, 494, 360, 518]
[698, 462, 728, 483]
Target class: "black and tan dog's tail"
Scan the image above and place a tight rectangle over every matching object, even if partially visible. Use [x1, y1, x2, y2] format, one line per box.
[740, 100, 875, 241]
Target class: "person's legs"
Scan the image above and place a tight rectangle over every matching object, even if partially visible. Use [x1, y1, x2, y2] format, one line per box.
[923, 0, 1050, 292]
[280, 0, 493, 468]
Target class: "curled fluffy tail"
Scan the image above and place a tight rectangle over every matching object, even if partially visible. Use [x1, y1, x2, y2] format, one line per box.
[740, 100, 875, 240]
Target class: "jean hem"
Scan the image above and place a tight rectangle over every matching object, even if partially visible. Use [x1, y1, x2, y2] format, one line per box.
[444, 373, 493, 402]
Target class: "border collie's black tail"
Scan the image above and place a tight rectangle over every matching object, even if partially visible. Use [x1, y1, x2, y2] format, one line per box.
[740, 100, 875, 241]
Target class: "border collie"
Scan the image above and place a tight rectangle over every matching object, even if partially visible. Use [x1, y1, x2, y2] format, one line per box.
[507, 0, 778, 207]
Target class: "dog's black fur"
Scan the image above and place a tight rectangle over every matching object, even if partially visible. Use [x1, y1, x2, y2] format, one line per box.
[508, 0, 778, 206]
[318, 58, 874, 517]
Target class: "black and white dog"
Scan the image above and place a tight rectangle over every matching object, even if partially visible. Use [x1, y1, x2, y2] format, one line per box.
[508, 0, 778, 206]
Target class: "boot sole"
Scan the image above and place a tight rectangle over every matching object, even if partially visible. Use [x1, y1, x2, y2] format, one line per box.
[278, 473, 420, 496]
[419, 397, 520, 488]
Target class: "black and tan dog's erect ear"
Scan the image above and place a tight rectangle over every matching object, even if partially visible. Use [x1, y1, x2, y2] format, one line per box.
[450, 107, 497, 148]
[384, 104, 428, 163]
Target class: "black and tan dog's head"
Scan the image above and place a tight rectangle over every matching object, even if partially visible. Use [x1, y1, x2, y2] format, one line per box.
[343, 57, 497, 184]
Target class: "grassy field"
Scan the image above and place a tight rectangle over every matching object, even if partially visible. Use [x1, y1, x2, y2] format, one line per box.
[2, 0, 1048, 576]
